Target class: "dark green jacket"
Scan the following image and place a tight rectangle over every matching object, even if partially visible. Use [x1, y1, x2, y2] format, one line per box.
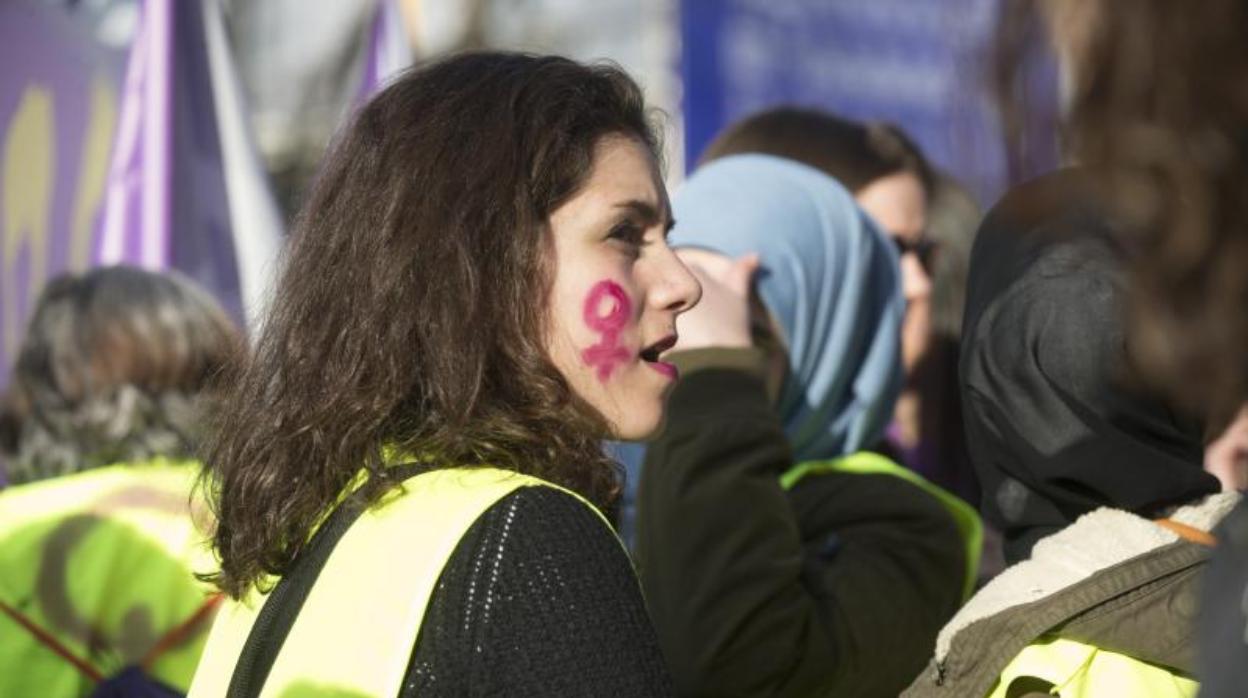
[636, 352, 972, 697]
[903, 494, 1241, 697]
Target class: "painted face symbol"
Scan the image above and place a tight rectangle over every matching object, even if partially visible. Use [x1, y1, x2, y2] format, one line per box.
[580, 280, 632, 382]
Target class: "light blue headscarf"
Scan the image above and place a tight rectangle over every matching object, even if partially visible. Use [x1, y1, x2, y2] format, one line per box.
[671, 154, 905, 461]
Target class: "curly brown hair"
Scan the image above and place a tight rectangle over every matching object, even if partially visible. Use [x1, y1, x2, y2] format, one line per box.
[203, 52, 661, 598]
[996, 0, 1248, 418]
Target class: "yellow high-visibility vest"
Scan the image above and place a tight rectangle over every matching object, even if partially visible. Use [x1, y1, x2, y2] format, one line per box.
[0, 459, 218, 696]
[991, 636, 1197, 697]
[780, 451, 984, 601]
[189, 467, 608, 698]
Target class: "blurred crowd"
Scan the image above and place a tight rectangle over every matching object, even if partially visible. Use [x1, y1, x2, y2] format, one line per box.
[2, 1, 1248, 697]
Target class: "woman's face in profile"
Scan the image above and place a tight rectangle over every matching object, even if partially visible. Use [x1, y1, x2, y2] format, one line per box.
[855, 170, 932, 375]
[544, 134, 702, 440]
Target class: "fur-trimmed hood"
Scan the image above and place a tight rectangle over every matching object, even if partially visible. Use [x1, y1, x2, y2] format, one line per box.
[905, 492, 1240, 697]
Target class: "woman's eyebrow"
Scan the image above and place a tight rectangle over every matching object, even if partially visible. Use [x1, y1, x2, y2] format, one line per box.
[613, 199, 668, 227]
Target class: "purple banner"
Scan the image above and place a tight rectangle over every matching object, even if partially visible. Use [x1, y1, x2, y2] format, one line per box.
[0, 1, 125, 390]
[357, 0, 413, 103]
[2, 0, 284, 390]
[96, 0, 173, 270]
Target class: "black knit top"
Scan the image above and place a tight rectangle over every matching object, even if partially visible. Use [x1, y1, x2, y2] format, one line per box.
[400, 486, 673, 696]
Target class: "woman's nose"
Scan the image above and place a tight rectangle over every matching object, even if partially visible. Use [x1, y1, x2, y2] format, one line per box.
[653, 248, 703, 314]
[900, 253, 932, 302]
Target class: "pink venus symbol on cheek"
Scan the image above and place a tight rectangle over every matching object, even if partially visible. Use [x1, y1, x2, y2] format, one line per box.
[580, 280, 633, 383]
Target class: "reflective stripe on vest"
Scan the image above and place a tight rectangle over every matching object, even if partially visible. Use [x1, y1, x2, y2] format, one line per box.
[0, 459, 217, 695]
[189, 467, 610, 698]
[779, 451, 984, 601]
[991, 636, 1198, 697]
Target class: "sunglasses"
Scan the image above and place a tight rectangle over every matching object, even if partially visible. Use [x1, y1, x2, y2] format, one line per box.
[892, 236, 939, 272]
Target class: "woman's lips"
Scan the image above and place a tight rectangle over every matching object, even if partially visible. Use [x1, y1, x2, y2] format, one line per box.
[646, 360, 678, 379]
[639, 334, 678, 379]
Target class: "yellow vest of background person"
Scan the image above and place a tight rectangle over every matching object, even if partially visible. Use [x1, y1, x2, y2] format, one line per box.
[189, 467, 611, 698]
[0, 459, 220, 696]
[990, 637, 1197, 698]
[780, 451, 984, 602]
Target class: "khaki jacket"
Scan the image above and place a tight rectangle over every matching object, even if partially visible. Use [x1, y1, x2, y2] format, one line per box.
[904, 492, 1241, 697]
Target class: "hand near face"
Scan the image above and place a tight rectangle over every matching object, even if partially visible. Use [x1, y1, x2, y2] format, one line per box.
[1206, 406, 1248, 492]
[672, 249, 760, 352]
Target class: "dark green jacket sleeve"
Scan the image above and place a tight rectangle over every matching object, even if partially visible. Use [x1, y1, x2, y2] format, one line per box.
[635, 355, 966, 697]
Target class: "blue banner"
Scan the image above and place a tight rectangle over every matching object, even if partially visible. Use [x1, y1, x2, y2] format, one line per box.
[679, 0, 1059, 205]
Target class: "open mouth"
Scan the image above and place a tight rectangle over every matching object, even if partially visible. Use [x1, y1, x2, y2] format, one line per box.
[640, 335, 677, 363]
[640, 335, 679, 379]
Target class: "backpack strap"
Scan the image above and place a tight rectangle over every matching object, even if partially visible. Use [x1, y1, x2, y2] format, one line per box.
[141, 594, 224, 670]
[0, 598, 105, 682]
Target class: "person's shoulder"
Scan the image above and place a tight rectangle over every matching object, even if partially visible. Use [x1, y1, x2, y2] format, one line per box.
[787, 461, 956, 524]
[483, 484, 618, 549]
[460, 484, 637, 600]
[788, 464, 967, 555]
